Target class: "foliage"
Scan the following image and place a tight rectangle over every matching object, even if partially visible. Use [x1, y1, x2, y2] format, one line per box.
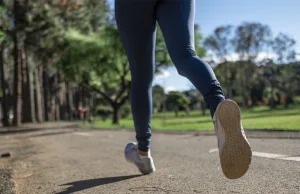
[152, 84, 165, 112]
[0, 30, 5, 44]
[59, 26, 130, 124]
[166, 91, 190, 110]
[272, 33, 296, 63]
[204, 25, 233, 62]
[233, 22, 271, 61]
[194, 24, 206, 58]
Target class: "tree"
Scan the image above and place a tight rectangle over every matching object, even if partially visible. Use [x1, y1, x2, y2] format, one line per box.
[214, 61, 238, 99]
[194, 24, 206, 58]
[0, 43, 10, 126]
[204, 25, 234, 97]
[184, 89, 206, 115]
[21, 46, 36, 123]
[262, 33, 295, 108]
[12, 0, 27, 126]
[249, 66, 265, 106]
[60, 27, 130, 124]
[272, 33, 296, 63]
[58, 0, 110, 33]
[204, 25, 233, 62]
[0, 1, 11, 126]
[233, 22, 271, 106]
[18, 0, 111, 122]
[152, 85, 165, 113]
[276, 63, 300, 107]
[155, 27, 172, 72]
[166, 91, 190, 117]
[25, 0, 70, 122]
[234, 22, 271, 61]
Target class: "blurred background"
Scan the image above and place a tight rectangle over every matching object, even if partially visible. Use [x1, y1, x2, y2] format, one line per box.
[0, 0, 299, 131]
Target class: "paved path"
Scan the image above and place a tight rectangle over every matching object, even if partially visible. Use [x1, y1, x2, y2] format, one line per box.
[1, 128, 300, 194]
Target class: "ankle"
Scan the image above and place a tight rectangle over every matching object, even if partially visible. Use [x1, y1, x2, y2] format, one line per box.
[138, 150, 150, 157]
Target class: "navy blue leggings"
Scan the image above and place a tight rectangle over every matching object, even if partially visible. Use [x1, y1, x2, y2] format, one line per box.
[115, 0, 225, 152]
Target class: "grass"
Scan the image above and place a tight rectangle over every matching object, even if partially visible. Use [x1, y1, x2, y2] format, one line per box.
[84, 105, 300, 131]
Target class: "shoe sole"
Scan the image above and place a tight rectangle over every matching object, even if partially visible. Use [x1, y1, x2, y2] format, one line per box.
[215, 100, 252, 179]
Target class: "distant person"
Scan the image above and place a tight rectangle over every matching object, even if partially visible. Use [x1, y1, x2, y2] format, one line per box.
[72, 110, 78, 120]
[115, 0, 251, 179]
[77, 108, 84, 120]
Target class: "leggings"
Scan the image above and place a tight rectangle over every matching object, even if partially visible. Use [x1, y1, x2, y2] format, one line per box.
[115, 0, 225, 152]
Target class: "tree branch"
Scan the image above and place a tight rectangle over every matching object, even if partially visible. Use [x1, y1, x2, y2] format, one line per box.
[115, 62, 130, 101]
[115, 81, 131, 103]
[84, 83, 114, 105]
[119, 92, 130, 106]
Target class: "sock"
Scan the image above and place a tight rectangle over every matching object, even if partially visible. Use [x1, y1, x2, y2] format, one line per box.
[138, 150, 150, 159]
[138, 154, 150, 160]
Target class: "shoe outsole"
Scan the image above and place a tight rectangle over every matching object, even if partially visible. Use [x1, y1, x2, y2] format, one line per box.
[140, 166, 155, 175]
[215, 100, 252, 179]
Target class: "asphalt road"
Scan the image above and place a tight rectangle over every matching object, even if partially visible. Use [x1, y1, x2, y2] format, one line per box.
[1, 128, 300, 194]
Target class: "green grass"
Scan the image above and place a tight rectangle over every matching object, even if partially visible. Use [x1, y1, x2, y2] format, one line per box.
[85, 105, 300, 131]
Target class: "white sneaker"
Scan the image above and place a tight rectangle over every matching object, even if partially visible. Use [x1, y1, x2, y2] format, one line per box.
[213, 100, 252, 179]
[124, 142, 155, 175]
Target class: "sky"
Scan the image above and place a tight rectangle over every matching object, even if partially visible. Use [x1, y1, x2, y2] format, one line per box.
[108, 0, 300, 92]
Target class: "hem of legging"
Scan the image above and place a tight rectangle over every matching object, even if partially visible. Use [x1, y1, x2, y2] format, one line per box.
[208, 96, 225, 118]
[137, 145, 150, 152]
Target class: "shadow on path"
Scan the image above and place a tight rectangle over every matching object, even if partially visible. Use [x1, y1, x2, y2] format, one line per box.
[56, 175, 141, 194]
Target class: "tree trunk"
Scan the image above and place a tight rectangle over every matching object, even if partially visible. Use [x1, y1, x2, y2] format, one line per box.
[13, 45, 22, 126]
[240, 67, 247, 107]
[43, 69, 49, 121]
[28, 52, 36, 122]
[270, 83, 276, 108]
[39, 64, 45, 120]
[21, 47, 35, 122]
[58, 78, 67, 121]
[35, 64, 44, 122]
[81, 85, 85, 107]
[12, 0, 23, 126]
[12, 0, 30, 126]
[225, 63, 232, 99]
[53, 73, 60, 121]
[66, 82, 73, 121]
[174, 106, 179, 117]
[89, 97, 95, 119]
[112, 104, 120, 124]
[55, 97, 60, 121]
[48, 96, 54, 121]
[79, 85, 83, 108]
[0, 46, 10, 126]
[74, 86, 82, 110]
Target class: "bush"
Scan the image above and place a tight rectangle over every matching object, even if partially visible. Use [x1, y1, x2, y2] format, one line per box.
[121, 104, 131, 118]
[231, 96, 243, 106]
[96, 105, 112, 121]
[294, 96, 300, 104]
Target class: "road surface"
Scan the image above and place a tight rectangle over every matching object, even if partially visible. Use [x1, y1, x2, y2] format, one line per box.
[1, 128, 300, 194]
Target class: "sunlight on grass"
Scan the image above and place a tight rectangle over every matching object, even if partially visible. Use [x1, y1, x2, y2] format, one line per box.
[84, 105, 300, 131]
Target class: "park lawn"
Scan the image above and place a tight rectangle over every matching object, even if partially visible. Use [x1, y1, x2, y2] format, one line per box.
[86, 105, 300, 131]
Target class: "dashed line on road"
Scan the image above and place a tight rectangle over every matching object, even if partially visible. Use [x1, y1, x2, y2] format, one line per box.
[73, 132, 92, 137]
[209, 148, 300, 162]
[209, 148, 218, 153]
